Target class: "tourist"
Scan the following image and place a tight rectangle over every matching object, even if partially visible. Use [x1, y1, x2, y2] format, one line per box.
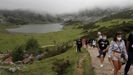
[97, 32, 102, 40]
[76, 38, 82, 52]
[108, 32, 128, 75]
[97, 32, 103, 57]
[92, 39, 96, 48]
[97, 33, 109, 67]
[124, 32, 133, 75]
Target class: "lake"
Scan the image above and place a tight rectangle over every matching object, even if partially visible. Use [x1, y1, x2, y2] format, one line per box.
[6, 23, 63, 33]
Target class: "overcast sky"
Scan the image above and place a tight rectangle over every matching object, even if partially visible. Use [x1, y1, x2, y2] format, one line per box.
[0, 0, 133, 14]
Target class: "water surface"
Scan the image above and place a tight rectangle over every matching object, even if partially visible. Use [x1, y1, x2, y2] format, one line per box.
[6, 23, 63, 33]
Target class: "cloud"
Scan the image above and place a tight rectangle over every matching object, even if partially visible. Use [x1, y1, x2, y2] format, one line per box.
[0, 0, 133, 14]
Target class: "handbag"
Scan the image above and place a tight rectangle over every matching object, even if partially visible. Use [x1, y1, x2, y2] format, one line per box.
[116, 42, 127, 64]
[120, 51, 127, 65]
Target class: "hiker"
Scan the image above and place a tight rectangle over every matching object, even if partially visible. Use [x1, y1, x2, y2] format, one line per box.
[76, 38, 82, 52]
[97, 32, 102, 40]
[97, 33, 109, 67]
[97, 32, 103, 57]
[124, 32, 133, 75]
[83, 37, 89, 48]
[85, 38, 89, 48]
[82, 38, 85, 48]
[108, 32, 128, 75]
[92, 39, 96, 48]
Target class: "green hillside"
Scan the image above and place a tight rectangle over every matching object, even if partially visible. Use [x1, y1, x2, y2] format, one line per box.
[83, 9, 133, 38]
[0, 23, 94, 75]
[1, 8, 133, 75]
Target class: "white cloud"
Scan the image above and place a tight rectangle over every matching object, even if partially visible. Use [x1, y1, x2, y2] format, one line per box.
[0, 0, 133, 14]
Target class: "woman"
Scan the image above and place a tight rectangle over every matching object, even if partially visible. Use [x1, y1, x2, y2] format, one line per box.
[108, 32, 128, 75]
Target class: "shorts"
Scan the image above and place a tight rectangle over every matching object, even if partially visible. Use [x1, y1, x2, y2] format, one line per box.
[99, 50, 106, 58]
[112, 52, 121, 61]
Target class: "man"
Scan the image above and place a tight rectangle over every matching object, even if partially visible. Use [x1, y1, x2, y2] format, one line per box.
[97, 32, 103, 57]
[124, 32, 133, 75]
[97, 32, 102, 40]
[76, 39, 82, 52]
[98, 33, 109, 67]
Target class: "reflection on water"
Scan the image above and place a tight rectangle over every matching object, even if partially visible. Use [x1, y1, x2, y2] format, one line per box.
[6, 23, 63, 33]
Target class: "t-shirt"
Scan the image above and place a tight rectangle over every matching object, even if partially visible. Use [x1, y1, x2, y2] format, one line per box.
[98, 39, 109, 50]
[76, 40, 82, 47]
[128, 32, 133, 52]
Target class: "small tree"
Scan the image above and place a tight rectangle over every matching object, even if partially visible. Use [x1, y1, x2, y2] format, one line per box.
[25, 38, 40, 54]
[12, 45, 25, 62]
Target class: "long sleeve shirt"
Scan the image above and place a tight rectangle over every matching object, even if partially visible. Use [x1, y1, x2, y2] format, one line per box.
[108, 40, 128, 58]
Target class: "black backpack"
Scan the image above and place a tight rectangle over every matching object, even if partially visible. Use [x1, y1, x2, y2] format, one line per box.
[129, 32, 133, 50]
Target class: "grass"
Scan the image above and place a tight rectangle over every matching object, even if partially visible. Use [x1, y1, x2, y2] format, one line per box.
[0, 47, 94, 75]
[90, 19, 133, 32]
[0, 24, 84, 52]
[2, 16, 131, 75]
[82, 49, 95, 75]
[23, 47, 79, 75]
[0, 23, 95, 75]
[96, 19, 133, 27]
[84, 18, 133, 39]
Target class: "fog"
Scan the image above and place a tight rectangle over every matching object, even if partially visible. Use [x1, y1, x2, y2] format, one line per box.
[0, 0, 133, 14]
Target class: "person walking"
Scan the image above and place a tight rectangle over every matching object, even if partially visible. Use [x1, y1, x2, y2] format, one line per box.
[97, 32, 103, 57]
[97, 32, 102, 40]
[97, 33, 109, 67]
[108, 32, 128, 75]
[124, 32, 133, 75]
[76, 38, 82, 52]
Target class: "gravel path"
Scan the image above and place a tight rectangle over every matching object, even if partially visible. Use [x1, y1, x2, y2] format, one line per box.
[87, 46, 133, 75]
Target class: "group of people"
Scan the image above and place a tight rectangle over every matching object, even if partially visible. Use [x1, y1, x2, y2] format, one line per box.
[97, 31, 133, 75]
[75, 37, 88, 52]
[75, 31, 133, 75]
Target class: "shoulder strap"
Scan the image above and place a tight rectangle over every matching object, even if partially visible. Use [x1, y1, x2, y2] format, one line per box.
[115, 40, 124, 52]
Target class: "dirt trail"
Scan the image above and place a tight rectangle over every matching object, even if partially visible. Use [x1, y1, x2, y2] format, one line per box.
[76, 53, 87, 75]
[87, 46, 133, 75]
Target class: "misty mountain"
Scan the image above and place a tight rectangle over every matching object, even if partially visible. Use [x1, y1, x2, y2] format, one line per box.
[100, 9, 133, 21]
[62, 8, 121, 23]
[0, 9, 61, 25]
[62, 7, 133, 24]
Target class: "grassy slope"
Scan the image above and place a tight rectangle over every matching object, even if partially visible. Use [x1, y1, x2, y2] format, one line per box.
[85, 18, 133, 39]
[0, 24, 83, 52]
[0, 46, 94, 75]
[1, 18, 132, 75]
[0, 23, 94, 75]
[0, 47, 78, 75]
[92, 19, 133, 31]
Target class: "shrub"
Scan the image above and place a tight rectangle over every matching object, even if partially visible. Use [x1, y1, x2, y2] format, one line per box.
[43, 41, 73, 58]
[52, 59, 70, 75]
[25, 38, 41, 54]
[12, 45, 25, 62]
